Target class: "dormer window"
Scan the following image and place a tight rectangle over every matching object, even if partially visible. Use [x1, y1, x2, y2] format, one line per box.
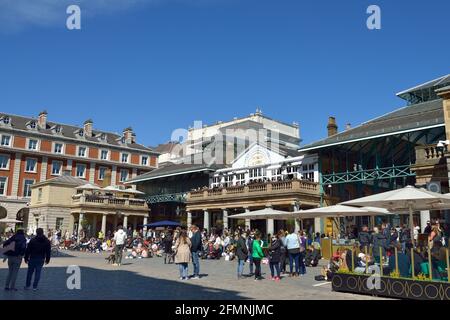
[2, 117, 10, 125]
[78, 129, 84, 137]
[99, 133, 107, 141]
[52, 125, 62, 134]
[121, 137, 126, 144]
[28, 121, 37, 129]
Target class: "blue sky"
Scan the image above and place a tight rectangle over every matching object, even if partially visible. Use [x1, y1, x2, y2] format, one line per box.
[0, 0, 449, 148]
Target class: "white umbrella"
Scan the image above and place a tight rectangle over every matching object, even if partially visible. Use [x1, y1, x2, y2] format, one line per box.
[342, 185, 450, 240]
[291, 204, 392, 219]
[228, 208, 293, 220]
[75, 183, 101, 190]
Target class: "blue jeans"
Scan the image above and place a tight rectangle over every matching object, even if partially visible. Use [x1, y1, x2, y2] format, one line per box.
[237, 259, 245, 277]
[192, 251, 200, 277]
[288, 252, 300, 274]
[269, 262, 280, 278]
[178, 263, 188, 279]
[248, 255, 254, 274]
[26, 258, 45, 289]
[299, 252, 306, 275]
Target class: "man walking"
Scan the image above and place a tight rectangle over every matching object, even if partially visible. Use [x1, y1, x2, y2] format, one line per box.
[3, 229, 27, 291]
[190, 225, 202, 279]
[24, 228, 51, 291]
[113, 225, 127, 266]
[236, 232, 248, 279]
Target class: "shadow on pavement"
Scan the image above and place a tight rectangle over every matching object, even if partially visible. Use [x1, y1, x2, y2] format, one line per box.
[0, 266, 246, 300]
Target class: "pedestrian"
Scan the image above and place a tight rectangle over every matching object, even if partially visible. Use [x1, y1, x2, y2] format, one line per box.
[235, 232, 248, 279]
[284, 228, 300, 277]
[252, 232, 265, 281]
[298, 231, 307, 275]
[189, 225, 202, 279]
[24, 228, 51, 291]
[358, 225, 371, 253]
[113, 225, 127, 266]
[3, 229, 27, 291]
[268, 234, 281, 281]
[246, 232, 254, 275]
[278, 230, 287, 274]
[174, 230, 191, 280]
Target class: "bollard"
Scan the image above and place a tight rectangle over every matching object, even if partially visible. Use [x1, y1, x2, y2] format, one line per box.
[395, 246, 399, 275]
[411, 248, 415, 279]
[365, 246, 368, 274]
[351, 247, 355, 272]
[379, 247, 383, 277]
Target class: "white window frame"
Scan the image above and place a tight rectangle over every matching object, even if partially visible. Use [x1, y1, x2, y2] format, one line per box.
[99, 149, 109, 161]
[51, 160, 63, 176]
[53, 142, 64, 154]
[120, 152, 129, 164]
[0, 176, 8, 196]
[75, 163, 86, 178]
[0, 154, 10, 170]
[119, 169, 129, 182]
[26, 138, 39, 151]
[23, 179, 34, 198]
[0, 134, 12, 147]
[140, 155, 149, 166]
[77, 145, 88, 158]
[25, 157, 38, 173]
[98, 166, 107, 180]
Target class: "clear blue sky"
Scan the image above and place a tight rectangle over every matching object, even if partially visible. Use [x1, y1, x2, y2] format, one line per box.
[0, 0, 449, 147]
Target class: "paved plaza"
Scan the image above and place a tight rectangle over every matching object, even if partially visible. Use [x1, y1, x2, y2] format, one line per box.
[0, 251, 386, 300]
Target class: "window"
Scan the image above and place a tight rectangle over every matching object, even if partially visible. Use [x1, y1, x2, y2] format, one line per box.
[2, 117, 10, 125]
[235, 173, 245, 185]
[121, 153, 129, 163]
[53, 143, 63, 154]
[51, 160, 62, 176]
[76, 164, 86, 178]
[29, 121, 37, 129]
[78, 146, 87, 157]
[55, 218, 64, 231]
[28, 139, 38, 150]
[25, 158, 37, 173]
[53, 125, 62, 134]
[1, 135, 11, 146]
[0, 177, 7, 195]
[78, 130, 84, 137]
[38, 188, 43, 202]
[23, 179, 34, 197]
[309, 164, 315, 171]
[141, 156, 148, 166]
[224, 175, 233, 187]
[100, 149, 109, 160]
[98, 167, 107, 180]
[120, 169, 129, 182]
[0, 154, 9, 170]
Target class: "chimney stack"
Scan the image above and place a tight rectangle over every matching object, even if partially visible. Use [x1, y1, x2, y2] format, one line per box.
[327, 116, 338, 137]
[123, 127, 134, 144]
[84, 119, 93, 137]
[38, 110, 48, 129]
[346, 123, 351, 130]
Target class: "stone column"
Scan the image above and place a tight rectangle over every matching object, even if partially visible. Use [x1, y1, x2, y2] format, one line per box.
[77, 212, 84, 243]
[187, 211, 192, 228]
[11, 152, 22, 197]
[245, 208, 251, 230]
[113, 214, 118, 229]
[123, 215, 128, 229]
[293, 203, 300, 233]
[89, 162, 96, 184]
[92, 214, 97, 236]
[143, 216, 148, 233]
[203, 210, 210, 231]
[267, 219, 274, 236]
[420, 210, 430, 233]
[222, 209, 228, 230]
[40, 156, 48, 181]
[101, 214, 107, 234]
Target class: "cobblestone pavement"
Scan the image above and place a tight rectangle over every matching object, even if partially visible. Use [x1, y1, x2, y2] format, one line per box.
[0, 251, 386, 300]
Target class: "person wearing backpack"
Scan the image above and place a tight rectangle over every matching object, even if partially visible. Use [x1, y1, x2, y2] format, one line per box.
[3, 229, 27, 291]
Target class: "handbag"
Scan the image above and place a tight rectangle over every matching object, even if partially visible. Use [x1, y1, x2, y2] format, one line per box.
[1, 241, 15, 256]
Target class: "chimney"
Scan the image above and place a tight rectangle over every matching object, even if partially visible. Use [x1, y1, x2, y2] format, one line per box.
[38, 110, 48, 129]
[83, 119, 93, 137]
[327, 116, 338, 137]
[345, 123, 351, 130]
[123, 127, 134, 144]
[437, 86, 450, 141]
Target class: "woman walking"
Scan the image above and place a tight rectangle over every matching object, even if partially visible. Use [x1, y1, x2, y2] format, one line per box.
[268, 234, 281, 281]
[252, 232, 265, 281]
[3, 229, 27, 291]
[298, 231, 307, 276]
[174, 230, 191, 280]
[235, 232, 248, 279]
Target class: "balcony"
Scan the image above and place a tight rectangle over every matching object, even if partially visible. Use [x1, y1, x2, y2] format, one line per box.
[72, 194, 147, 210]
[414, 144, 448, 165]
[187, 179, 321, 210]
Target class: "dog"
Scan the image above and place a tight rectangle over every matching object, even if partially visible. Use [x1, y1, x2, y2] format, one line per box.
[105, 253, 116, 264]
